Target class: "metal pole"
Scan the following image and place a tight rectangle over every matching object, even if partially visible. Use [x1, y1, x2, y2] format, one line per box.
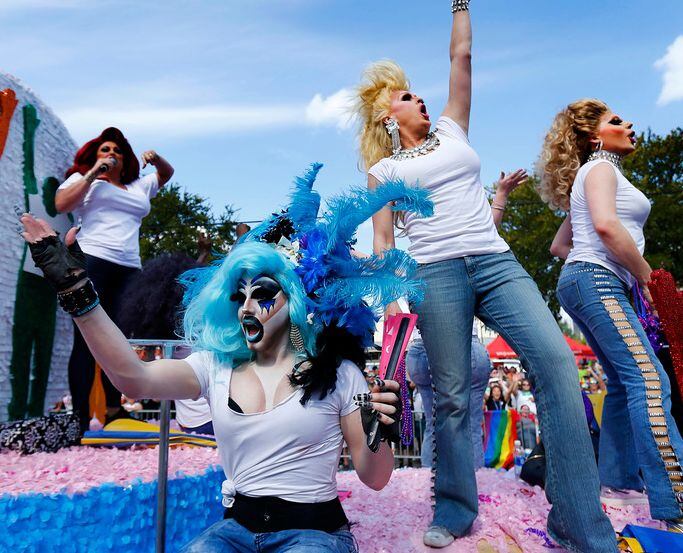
[156, 398, 170, 553]
[154, 341, 176, 553]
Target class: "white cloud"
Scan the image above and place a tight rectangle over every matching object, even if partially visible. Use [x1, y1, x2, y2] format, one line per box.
[58, 104, 305, 142]
[655, 35, 683, 106]
[305, 88, 356, 130]
[55, 84, 359, 141]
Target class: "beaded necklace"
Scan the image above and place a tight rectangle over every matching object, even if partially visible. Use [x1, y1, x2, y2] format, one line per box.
[390, 132, 440, 161]
[587, 150, 623, 171]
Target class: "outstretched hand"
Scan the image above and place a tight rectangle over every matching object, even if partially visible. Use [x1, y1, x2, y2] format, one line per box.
[496, 169, 528, 197]
[19, 213, 86, 292]
[20, 213, 79, 247]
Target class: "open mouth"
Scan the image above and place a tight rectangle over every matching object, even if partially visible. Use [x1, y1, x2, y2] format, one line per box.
[628, 131, 636, 145]
[241, 316, 264, 344]
[420, 103, 429, 119]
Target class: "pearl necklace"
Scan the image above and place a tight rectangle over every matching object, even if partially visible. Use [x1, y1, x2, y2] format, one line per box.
[587, 150, 623, 171]
[390, 132, 440, 161]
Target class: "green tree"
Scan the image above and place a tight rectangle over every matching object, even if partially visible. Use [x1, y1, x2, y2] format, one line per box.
[496, 177, 565, 317]
[622, 127, 682, 280]
[139, 183, 237, 261]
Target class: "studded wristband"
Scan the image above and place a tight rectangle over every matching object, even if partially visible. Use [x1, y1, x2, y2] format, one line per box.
[57, 279, 100, 317]
[451, 0, 470, 13]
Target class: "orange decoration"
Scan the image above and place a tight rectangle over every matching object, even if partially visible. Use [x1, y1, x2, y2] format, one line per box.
[0, 88, 18, 158]
[89, 363, 107, 426]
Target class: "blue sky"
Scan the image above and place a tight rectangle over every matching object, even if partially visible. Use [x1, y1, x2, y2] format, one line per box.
[2, 0, 682, 252]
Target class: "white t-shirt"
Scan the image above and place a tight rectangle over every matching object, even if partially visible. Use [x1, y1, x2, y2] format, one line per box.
[58, 172, 160, 268]
[566, 159, 651, 287]
[368, 116, 509, 264]
[185, 352, 369, 505]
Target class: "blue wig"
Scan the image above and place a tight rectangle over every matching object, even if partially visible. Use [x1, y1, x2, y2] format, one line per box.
[180, 242, 316, 367]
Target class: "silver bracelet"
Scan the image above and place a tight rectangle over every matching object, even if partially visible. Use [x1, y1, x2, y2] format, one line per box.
[452, 0, 470, 13]
[491, 203, 506, 211]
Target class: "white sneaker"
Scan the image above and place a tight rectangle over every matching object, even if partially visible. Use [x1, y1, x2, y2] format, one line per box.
[423, 526, 455, 548]
[600, 486, 648, 508]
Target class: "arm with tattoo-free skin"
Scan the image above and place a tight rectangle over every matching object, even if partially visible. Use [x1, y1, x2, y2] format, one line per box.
[584, 163, 655, 304]
[369, 173, 402, 318]
[550, 215, 573, 260]
[341, 379, 399, 490]
[442, 6, 472, 134]
[491, 169, 528, 228]
[141, 150, 174, 186]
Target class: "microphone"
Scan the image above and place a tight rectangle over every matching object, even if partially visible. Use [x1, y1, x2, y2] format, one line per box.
[98, 157, 118, 173]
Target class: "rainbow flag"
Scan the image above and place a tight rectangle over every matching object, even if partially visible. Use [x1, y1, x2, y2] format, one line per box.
[483, 410, 520, 469]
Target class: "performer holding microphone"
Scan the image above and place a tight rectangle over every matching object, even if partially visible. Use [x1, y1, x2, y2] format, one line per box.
[55, 127, 174, 432]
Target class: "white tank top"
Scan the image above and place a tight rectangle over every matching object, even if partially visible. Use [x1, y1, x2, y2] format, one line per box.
[368, 116, 509, 264]
[565, 159, 651, 287]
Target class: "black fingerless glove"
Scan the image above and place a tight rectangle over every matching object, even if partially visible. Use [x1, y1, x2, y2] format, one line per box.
[28, 235, 99, 316]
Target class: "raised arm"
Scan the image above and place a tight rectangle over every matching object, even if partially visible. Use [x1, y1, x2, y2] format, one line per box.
[142, 150, 174, 186]
[442, 2, 472, 134]
[20, 214, 200, 400]
[550, 215, 573, 260]
[584, 163, 653, 298]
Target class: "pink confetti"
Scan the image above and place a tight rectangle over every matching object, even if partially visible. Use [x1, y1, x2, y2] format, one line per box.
[0, 448, 665, 552]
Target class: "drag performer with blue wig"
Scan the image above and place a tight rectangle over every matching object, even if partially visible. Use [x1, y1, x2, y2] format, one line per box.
[18, 164, 432, 552]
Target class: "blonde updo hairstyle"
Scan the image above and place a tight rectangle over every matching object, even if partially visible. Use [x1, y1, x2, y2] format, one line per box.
[355, 60, 410, 171]
[537, 99, 609, 211]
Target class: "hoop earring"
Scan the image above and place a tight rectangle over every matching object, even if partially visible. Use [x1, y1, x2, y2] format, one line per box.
[384, 118, 402, 155]
[594, 139, 603, 152]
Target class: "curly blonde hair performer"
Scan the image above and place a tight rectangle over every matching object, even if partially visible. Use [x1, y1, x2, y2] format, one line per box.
[351, 3, 615, 552]
[355, 60, 410, 171]
[541, 98, 683, 530]
[537, 99, 608, 210]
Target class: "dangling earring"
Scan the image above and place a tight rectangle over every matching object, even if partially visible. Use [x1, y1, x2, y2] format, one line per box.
[594, 139, 603, 152]
[290, 324, 305, 352]
[384, 118, 402, 155]
[290, 324, 310, 373]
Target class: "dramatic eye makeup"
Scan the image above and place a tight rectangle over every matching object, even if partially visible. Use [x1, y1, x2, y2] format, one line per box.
[609, 116, 623, 126]
[401, 92, 412, 101]
[100, 145, 122, 154]
[230, 276, 282, 313]
[251, 276, 281, 313]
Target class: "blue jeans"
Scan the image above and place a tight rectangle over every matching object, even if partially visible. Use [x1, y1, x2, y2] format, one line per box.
[407, 337, 490, 468]
[180, 519, 357, 553]
[558, 261, 683, 520]
[413, 251, 616, 552]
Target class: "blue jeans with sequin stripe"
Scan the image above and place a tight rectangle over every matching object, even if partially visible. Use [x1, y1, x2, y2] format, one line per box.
[558, 261, 683, 520]
[413, 250, 616, 553]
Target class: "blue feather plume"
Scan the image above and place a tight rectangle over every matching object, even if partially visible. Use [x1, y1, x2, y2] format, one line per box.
[287, 163, 322, 233]
[323, 181, 433, 249]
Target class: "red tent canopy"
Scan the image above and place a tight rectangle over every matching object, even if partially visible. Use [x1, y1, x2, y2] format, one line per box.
[486, 335, 596, 361]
